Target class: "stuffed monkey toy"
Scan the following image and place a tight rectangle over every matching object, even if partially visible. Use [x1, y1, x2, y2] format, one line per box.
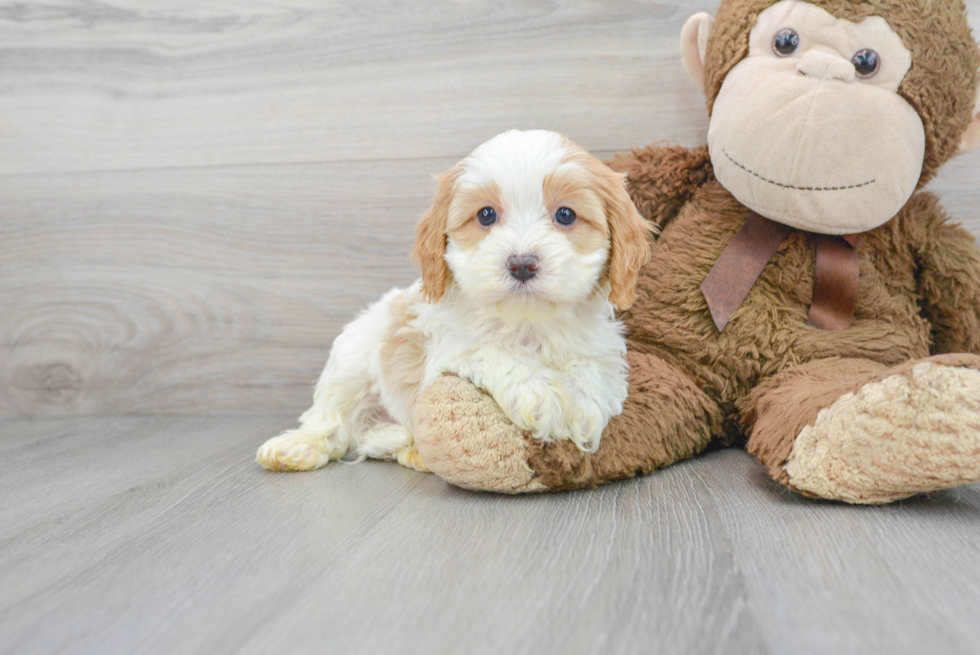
[412, 0, 980, 504]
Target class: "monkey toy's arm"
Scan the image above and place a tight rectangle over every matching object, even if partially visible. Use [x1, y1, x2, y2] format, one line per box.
[607, 144, 713, 231]
[912, 193, 980, 355]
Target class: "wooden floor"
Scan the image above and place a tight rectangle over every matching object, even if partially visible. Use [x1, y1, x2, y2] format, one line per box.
[2, 416, 980, 655]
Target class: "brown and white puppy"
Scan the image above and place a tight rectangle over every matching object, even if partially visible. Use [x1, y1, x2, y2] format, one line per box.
[256, 130, 652, 472]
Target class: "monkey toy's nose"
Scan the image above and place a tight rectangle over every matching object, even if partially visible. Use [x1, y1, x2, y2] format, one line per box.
[797, 50, 856, 83]
[507, 254, 539, 282]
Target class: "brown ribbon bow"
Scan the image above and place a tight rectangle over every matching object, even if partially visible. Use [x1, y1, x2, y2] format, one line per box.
[701, 213, 861, 332]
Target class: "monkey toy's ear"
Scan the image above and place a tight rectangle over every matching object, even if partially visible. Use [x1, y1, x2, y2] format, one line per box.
[681, 12, 715, 91]
[958, 86, 980, 155]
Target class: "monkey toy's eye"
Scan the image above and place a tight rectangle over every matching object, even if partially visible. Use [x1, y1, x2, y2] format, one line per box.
[555, 207, 577, 226]
[772, 28, 800, 57]
[478, 207, 497, 226]
[852, 49, 881, 79]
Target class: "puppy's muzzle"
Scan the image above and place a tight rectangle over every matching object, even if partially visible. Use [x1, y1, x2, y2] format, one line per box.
[507, 254, 539, 282]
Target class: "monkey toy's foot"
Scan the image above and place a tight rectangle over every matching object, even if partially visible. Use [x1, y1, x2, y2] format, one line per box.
[746, 355, 980, 504]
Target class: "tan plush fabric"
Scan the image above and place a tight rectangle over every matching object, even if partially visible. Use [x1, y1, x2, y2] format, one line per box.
[607, 145, 714, 231]
[743, 353, 980, 485]
[741, 357, 889, 486]
[414, 374, 546, 494]
[706, 1, 925, 235]
[962, 93, 980, 153]
[703, 0, 980, 188]
[785, 357, 980, 504]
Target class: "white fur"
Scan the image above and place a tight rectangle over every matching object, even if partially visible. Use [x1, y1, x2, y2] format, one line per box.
[256, 130, 630, 472]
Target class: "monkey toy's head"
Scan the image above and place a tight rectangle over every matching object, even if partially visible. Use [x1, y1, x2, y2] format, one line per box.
[682, 0, 980, 235]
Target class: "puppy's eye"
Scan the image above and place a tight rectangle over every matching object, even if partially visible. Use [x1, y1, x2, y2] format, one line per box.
[852, 48, 880, 79]
[555, 207, 577, 227]
[477, 207, 497, 227]
[772, 28, 800, 57]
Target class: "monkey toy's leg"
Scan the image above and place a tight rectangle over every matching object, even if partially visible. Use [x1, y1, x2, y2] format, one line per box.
[413, 351, 723, 493]
[742, 355, 980, 504]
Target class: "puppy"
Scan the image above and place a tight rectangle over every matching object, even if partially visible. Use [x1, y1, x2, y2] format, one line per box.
[256, 129, 653, 472]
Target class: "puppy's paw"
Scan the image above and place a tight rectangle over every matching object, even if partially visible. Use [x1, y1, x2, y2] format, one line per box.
[256, 430, 333, 471]
[561, 396, 607, 453]
[395, 446, 430, 473]
[499, 375, 570, 442]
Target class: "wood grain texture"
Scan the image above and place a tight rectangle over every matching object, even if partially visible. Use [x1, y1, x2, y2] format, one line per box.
[1, 0, 979, 417]
[0, 0, 717, 176]
[698, 453, 980, 655]
[0, 159, 435, 416]
[2, 416, 979, 655]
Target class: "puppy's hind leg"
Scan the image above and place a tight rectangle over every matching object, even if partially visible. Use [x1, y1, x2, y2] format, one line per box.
[258, 380, 377, 472]
[256, 423, 340, 472]
[257, 302, 386, 472]
[354, 423, 429, 473]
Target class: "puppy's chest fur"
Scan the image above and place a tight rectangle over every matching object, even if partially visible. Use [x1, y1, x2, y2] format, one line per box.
[378, 283, 624, 425]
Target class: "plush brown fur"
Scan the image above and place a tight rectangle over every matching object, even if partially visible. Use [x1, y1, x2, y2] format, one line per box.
[412, 0, 980, 503]
[525, 350, 722, 490]
[608, 145, 713, 231]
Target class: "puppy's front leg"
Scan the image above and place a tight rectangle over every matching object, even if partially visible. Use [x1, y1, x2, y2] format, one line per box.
[557, 357, 630, 453]
[449, 351, 571, 444]
[257, 294, 389, 471]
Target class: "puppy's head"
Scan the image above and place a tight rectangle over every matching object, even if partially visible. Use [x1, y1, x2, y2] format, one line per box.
[411, 130, 653, 311]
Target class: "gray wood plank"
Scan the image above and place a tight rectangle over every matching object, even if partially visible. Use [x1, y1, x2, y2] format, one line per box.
[698, 449, 980, 655]
[0, 416, 434, 655]
[1, 0, 973, 177]
[234, 459, 768, 655]
[0, 0, 717, 176]
[932, 155, 980, 239]
[0, 159, 434, 417]
[0, 416, 770, 655]
[0, 415, 291, 542]
[5, 417, 980, 655]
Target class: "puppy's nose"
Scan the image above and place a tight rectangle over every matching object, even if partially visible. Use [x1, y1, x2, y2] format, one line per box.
[507, 254, 539, 282]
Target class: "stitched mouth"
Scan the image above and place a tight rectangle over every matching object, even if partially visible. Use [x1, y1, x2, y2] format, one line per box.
[723, 149, 876, 192]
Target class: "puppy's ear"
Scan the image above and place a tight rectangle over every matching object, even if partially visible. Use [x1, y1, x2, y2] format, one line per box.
[411, 165, 461, 302]
[600, 169, 655, 310]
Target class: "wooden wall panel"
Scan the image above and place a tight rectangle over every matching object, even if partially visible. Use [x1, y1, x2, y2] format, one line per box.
[1, 0, 978, 417]
[0, 0, 717, 175]
[0, 160, 433, 416]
